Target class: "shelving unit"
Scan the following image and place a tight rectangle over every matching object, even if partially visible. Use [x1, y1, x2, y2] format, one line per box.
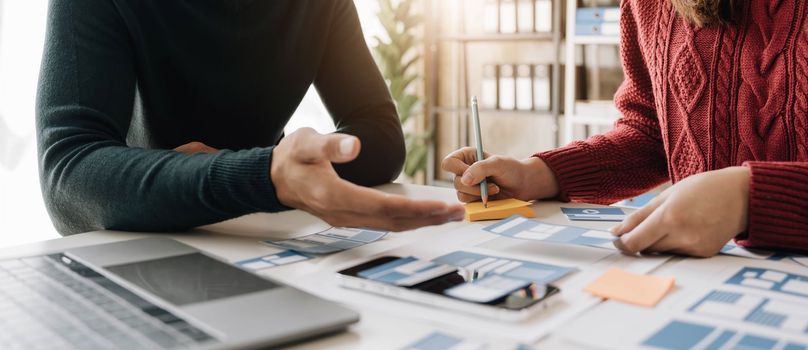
[424, 0, 563, 185]
[423, 0, 625, 184]
[572, 35, 620, 45]
[563, 0, 621, 144]
[438, 33, 555, 42]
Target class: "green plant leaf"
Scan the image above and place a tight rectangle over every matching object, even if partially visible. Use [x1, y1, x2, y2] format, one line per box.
[397, 94, 420, 122]
[399, 55, 420, 76]
[375, 0, 429, 178]
[404, 143, 428, 177]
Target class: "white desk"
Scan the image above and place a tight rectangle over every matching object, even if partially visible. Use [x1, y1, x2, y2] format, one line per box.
[2, 184, 805, 349]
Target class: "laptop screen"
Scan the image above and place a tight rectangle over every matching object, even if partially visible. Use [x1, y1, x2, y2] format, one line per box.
[105, 253, 278, 306]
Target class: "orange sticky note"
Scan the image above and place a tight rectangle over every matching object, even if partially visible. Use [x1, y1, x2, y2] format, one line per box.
[464, 198, 536, 221]
[584, 267, 675, 307]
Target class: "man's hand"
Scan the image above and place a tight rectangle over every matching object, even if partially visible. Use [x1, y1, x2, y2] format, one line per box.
[441, 147, 559, 203]
[271, 128, 465, 232]
[611, 167, 751, 258]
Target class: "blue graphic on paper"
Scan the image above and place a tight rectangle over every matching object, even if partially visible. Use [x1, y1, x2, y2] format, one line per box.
[483, 215, 616, 249]
[400, 331, 534, 350]
[235, 250, 311, 271]
[720, 242, 808, 266]
[726, 267, 808, 299]
[401, 332, 484, 350]
[688, 290, 808, 335]
[432, 251, 576, 285]
[643, 320, 714, 350]
[263, 227, 388, 254]
[643, 320, 807, 350]
[357, 256, 456, 287]
[561, 207, 626, 222]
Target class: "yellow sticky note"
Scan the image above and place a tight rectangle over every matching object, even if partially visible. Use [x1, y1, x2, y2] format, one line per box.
[584, 267, 675, 307]
[464, 198, 536, 221]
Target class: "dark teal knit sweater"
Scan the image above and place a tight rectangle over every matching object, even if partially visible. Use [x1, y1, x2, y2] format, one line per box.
[36, 0, 405, 235]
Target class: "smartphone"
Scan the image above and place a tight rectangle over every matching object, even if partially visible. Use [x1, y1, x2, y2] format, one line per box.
[337, 256, 560, 321]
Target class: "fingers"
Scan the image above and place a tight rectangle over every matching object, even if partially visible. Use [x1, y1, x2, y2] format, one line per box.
[613, 208, 668, 254]
[292, 128, 361, 164]
[453, 175, 500, 201]
[175, 141, 219, 154]
[344, 181, 464, 219]
[441, 147, 481, 175]
[461, 156, 506, 186]
[457, 192, 480, 203]
[610, 190, 669, 236]
[639, 235, 683, 256]
[326, 210, 461, 232]
[317, 178, 466, 231]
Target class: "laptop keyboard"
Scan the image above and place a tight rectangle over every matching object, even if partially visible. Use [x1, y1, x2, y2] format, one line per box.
[0, 254, 217, 349]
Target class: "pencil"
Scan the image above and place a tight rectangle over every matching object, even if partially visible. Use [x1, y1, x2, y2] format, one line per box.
[471, 96, 488, 208]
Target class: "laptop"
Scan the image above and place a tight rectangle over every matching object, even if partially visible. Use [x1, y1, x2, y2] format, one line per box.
[0, 237, 359, 349]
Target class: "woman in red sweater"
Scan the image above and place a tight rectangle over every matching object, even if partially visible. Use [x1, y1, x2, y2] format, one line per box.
[443, 0, 807, 257]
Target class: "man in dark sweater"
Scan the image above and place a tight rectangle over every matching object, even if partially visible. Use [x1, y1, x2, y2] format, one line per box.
[36, 0, 464, 235]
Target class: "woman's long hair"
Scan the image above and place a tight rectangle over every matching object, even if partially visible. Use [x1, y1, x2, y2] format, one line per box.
[669, 0, 740, 27]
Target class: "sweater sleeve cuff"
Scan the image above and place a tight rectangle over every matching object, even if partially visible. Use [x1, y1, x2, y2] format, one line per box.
[534, 143, 601, 202]
[735, 162, 808, 251]
[207, 147, 290, 214]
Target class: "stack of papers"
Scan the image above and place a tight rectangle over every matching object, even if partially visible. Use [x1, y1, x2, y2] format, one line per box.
[263, 227, 388, 254]
[464, 199, 536, 221]
[584, 267, 675, 307]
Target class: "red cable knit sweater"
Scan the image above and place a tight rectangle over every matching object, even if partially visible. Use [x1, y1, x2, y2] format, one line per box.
[536, 0, 808, 252]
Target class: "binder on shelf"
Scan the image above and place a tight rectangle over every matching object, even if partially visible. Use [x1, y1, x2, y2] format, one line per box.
[517, 0, 534, 33]
[534, 0, 552, 32]
[499, 0, 518, 34]
[576, 7, 620, 23]
[574, 100, 621, 120]
[481, 64, 498, 110]
[498, 64, 516, 110]
[516, 64, 533, 111]
[533, 64, 551, 111]
[575, 22, 619, 36]
[483, 0, 499, 33]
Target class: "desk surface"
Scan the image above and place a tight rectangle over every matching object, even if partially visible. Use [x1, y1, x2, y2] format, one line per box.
[3, 184, 806, 349]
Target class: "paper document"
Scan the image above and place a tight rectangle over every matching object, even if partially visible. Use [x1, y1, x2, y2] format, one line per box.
[464, 199, 535, 221]
[559, 258, 808, 350]
[688, 289, 808, 335]
[357, 256, 457, 287]
[401, 331, 534, 350]
[721, 242, 808, 270]
[432, 251, 576, 285]
[584, 267, 675, 307]
[560, 302, 808, 350]
[263, 227, 388, 254]
[483, 215, 617, 249]
[561, 207, 626, 222]
[643, 318, 808, 350]
[445, 275, 531, 303]
[726, 267, 808, 299]
[721, 241, 776, 260]
[401, 332, 486, 350]
[235, 250, 311, 271]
